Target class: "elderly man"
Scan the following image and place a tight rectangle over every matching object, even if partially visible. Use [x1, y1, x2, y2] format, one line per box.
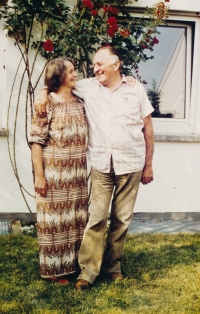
[35, 46, 154, 290]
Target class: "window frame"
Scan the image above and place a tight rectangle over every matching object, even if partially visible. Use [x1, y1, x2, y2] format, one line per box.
[131, 13, 200, 136]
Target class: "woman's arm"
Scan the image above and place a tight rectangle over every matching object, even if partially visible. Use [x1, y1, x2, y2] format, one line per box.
[31, 143, 47, 196]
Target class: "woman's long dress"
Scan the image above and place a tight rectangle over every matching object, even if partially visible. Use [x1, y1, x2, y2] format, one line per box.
[29, 94, 88, 278]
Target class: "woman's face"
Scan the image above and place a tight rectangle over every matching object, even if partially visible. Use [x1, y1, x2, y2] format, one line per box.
[63, 61, 77, 88]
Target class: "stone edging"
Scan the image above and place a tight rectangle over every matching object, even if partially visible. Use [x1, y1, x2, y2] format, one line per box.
[0, 212, 200, 222]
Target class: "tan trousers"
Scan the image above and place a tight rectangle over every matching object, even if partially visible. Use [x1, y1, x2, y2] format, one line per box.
[77, 167, 142, 284]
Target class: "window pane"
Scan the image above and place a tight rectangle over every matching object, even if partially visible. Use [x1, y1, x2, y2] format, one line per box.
[137, 25, 189, 119]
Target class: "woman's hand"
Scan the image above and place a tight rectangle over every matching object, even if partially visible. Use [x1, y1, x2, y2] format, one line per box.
[34, 175, 47, 196]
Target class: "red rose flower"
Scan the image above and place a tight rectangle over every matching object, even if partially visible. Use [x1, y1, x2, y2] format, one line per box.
[107, 24, 118, 38]
[120, 29, 130, 37]
[156, 9, 164, 18]
[103, 5, 113, 13]
[153, 36, 159, 44]
[165, 0, 170, 2]
[43, 39, 54, 52]
[103, 5, 119, 15]
[155, 2, 167, 18]
[108, 16, 117, 27]
[82, 0, 93, 10]
[110, 7, 119, 15]
[108, 27, 116, 38]
[91, 9, 98, 16]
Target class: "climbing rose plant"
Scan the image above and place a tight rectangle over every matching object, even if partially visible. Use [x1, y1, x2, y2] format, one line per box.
[38, 0, 170, 78]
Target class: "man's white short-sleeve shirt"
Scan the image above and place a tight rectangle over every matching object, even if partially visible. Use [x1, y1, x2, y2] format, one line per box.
[74, 76, 154, 175]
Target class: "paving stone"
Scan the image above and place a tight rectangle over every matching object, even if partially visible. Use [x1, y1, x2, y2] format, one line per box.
[129, 220, 200, 234]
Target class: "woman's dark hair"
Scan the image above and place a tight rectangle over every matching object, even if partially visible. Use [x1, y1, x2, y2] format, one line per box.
[44, 57, 74, 92]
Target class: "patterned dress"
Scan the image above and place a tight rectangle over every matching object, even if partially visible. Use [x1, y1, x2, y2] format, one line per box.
[29, 94, 88, 278]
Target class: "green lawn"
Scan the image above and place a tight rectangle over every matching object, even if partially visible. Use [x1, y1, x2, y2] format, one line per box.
[0, 233, 200, 314]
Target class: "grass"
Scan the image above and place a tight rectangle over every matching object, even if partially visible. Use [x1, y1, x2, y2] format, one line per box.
[0, 233, 200, 314]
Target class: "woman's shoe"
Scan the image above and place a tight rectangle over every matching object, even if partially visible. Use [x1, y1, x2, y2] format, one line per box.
[47, 277, 70, 285]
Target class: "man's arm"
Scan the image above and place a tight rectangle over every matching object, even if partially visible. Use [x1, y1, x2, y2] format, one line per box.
[34, 88, 49, 116]
[34, 79, 85, 115]
[141, 114, 154, 185]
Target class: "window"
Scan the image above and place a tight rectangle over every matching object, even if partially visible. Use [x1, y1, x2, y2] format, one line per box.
[133, 14, 200, 135]
[139, 23, 192, 120]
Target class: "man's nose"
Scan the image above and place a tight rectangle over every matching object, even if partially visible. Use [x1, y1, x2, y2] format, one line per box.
[93, 64, 99, 73]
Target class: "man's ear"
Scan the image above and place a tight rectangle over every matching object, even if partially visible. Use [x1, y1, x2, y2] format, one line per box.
[113, 61, 120, 72]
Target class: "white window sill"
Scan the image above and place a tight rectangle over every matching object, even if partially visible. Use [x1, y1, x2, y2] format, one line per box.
[154, 134, 200, 142]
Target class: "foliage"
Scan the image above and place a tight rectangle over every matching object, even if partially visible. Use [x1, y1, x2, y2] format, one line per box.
[147, 79, 173, 118]
[0, 233, 200, 313]
[0, 0, 170, 78]
[21, 221, 37, 237]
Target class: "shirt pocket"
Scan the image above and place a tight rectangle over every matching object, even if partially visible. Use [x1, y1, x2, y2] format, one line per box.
[114, 93, 141, 123]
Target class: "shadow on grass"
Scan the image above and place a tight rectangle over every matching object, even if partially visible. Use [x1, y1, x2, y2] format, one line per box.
[121, 233, 200, 281]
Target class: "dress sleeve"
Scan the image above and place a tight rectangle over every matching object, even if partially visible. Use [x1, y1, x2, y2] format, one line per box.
[28, 103, 52, 146]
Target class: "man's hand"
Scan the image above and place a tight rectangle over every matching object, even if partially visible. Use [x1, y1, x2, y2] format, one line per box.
[34, 101, 48, 118]
[34, 88, 49, 116]
[141, 165, 153, 185]
[35, 175, 47, 196]
[126, 76, 140, 88]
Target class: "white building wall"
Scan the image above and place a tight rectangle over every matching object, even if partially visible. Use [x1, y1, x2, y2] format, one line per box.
[135, 142, 200, 213]
[0, 33, 44, 214]
[133, 0, 200, 11]
[0, 0, 200, 215]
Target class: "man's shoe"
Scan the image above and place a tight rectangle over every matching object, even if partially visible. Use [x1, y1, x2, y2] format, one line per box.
[75, 279, 91, 290]
[110, 272, 124, 281]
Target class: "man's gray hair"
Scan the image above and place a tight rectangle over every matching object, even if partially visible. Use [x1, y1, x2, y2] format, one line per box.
[97, 46, 123, 70]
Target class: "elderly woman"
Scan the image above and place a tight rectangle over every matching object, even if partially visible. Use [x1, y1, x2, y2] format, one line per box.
[29, 58, 88, 284]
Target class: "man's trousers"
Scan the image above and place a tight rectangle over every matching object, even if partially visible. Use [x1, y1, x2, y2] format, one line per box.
[77, 167, 142, 284]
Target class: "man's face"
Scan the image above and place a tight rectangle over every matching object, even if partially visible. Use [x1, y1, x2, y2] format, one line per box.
[93, 49, 119, 86]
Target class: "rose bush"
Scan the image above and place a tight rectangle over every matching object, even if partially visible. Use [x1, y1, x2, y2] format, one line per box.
[0, 0, 169, 79]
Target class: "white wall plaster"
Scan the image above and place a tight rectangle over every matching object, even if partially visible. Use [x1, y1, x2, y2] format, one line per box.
[135, 141, 200, 213]
[132, 0, 200, 12]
